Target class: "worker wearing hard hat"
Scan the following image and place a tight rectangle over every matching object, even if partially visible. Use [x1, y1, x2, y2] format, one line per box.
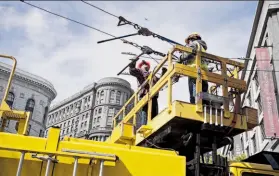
[177, 32, 209, 104]
[129, 59, 167, 127]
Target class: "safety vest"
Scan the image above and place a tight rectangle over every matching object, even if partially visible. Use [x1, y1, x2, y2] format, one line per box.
[187, 41, 208, 71]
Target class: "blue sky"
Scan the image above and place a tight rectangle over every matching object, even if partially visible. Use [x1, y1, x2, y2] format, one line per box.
[0, 1, 257, 108]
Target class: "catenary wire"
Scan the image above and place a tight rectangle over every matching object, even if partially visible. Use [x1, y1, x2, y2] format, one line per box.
[80, 0, 118, 18]
[80, 1, 279, 62]
[20, 1, 279, 73]
[20, 0, 116, 38]
[20, 0, 146, 51]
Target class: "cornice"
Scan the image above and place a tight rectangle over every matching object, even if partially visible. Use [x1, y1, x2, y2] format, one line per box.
[0, 63, 57, 100]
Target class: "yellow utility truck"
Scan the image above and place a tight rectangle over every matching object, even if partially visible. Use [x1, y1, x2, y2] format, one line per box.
[0, 44, 279, 176]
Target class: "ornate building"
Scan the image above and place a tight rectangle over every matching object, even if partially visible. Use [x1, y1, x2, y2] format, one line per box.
[45, 77, 133, 141]
[0, 62, 57, 137]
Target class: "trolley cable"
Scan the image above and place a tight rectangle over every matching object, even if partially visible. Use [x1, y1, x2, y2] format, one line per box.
[80, 0, 183, 46]
[80, 0, 118, 18]
[20, 1, 278, 73]
[20, 0, 164, 55]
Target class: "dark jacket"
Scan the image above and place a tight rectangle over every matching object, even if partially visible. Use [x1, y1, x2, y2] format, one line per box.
[129, 62, 164, 99]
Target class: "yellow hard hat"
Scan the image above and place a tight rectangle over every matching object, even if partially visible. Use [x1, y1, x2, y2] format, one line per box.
[185, 32, 201, 44]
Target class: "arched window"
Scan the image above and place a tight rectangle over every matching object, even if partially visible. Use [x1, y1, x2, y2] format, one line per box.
[100, 90, 105, 103]
[116, 91, 121, 104]
[110, 90, 115, 103]
[6, 92, 15, 108]
[96, 92, 100, 104]
[25, 99, 35, 119]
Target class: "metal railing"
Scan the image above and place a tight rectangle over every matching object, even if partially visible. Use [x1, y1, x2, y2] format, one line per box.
[112, 44, 246, 130]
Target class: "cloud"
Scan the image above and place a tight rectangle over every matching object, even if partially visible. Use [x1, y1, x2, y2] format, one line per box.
[0, 1, 257, 109]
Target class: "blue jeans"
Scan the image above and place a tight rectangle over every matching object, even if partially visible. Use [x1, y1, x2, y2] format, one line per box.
[137, 96, 158, 128]
[188, 78, 208, 104]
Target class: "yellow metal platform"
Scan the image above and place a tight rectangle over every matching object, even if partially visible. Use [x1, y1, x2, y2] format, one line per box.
[107, 45, 258, 160]
[0, 128, 186, 176]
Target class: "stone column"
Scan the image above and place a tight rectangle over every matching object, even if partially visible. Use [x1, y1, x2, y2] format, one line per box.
[106, 89, 110, 103]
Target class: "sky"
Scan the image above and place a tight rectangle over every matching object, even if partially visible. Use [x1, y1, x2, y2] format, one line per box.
[0, 1, 258, 110]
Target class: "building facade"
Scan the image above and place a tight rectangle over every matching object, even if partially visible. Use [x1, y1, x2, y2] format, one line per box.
[0, 62, 57, 137]
[46, 77, 133, 141]
[233, 0, 279, 158]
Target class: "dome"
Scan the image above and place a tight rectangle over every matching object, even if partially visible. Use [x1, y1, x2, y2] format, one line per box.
[96, 77, 131, 88]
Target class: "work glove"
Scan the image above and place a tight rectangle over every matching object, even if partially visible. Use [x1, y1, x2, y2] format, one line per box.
[161, 67, 167, 76]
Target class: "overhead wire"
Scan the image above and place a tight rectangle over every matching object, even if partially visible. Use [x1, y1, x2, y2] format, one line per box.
[20, 1, 278, 74]
[80, 0, 182, 46]
[20, 0, 147, 52]
[20, 0, 116, 38]
[80, 0, 118, 18]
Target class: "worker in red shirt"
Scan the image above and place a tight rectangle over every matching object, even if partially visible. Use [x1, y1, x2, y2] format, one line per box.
[129, 59, 167, 127]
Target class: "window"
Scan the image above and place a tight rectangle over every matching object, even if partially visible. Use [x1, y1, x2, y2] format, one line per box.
[6, 92, 15, 108]
[98, 108, 102, 114]
[81, 123, 83, 128]
[107, 108, 114, 125]
[72, 119, 74, 124]
[82, 115, 85, 120]
[64, 122, 66, 127]
[67, 128, 69, 133]
[110, 90, 115, 103]
[93, 118, 96, 123]
[108, 108, 114, 116]
[96, 92, 100, 104]
[86, 113, 89, 118]
[25, 99, 35, 119]
[116, 91, 121, 104]
[100, 90, 105, 103]
[68, 121, 70, 125]
[97, 117, 101, 123]
[88, 96, 91, 101]
[85, 121, 87, 126]
[95, 109, 97, 115]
